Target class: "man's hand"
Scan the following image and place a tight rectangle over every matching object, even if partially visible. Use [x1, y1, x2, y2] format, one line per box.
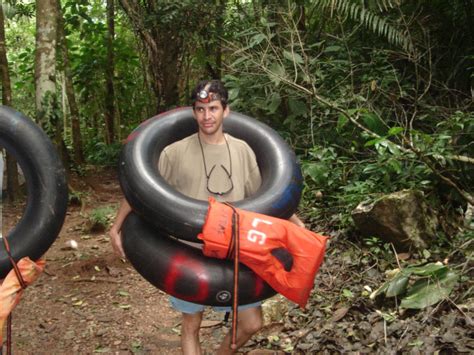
[109, 226, 125, 258]
[109, 199, 132, 259]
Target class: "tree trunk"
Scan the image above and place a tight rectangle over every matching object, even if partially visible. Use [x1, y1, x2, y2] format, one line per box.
[35, 0, 68, 166]
[104, 0, 115, 144]
[57, 0, 84, 165]
[35, 0, 58, 127]
[0, 1, 20, 202]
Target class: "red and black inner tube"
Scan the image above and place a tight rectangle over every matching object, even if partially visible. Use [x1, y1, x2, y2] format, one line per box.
[122, 213, 275, 305]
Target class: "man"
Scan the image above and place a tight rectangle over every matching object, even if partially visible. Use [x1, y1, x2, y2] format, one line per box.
[110, 80, 304, 354]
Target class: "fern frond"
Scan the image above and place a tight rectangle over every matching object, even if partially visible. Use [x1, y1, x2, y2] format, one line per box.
[313, 0, 414, 53]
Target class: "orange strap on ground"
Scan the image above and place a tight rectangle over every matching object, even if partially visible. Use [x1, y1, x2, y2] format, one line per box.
[0, 235, 45, 354]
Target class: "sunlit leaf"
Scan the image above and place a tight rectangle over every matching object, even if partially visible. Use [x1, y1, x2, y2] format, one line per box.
[267, 92, 281, 114]
[303, 162, 328, 185]
[388, 126, 403, 136]
[400, 271, 458, 309]
[365, 137, 385, 147]
[385, 272, 409, 297]
[283, 50, 304, 64]
[388, 158, 402, 174]
[249, 33, 266, 47]
[342, 289, 354, 298]
[228, 88, 239, 101]
[337, 114, 349, 131]
[324, 45, 342, 53]
[406, 262, 445, 276]
[269, 62, 285, 85]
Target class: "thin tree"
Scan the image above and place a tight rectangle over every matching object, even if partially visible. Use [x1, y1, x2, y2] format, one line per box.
[0, 1, 20, 202]
[104, 0, 115, 144]
[57, 0, 84, 165]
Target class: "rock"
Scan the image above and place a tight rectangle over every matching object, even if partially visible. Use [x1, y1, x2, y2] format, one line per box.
[351, 190, 438, 251]
[61, 239, 79, 251]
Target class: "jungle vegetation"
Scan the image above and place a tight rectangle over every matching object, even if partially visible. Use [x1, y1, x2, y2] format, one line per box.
[0, 0, 472, 351]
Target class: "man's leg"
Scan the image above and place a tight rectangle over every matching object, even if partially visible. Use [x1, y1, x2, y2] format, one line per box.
[217, 305, 263, 355]
[170, 297, 206, 355]
[181, 311, 203, 355]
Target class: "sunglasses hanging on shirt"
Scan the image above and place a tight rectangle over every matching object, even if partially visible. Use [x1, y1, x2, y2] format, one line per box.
[198, 134, 234, 196]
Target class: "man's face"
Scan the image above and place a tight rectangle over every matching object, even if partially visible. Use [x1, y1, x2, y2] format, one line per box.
[193, 98, 229, 137]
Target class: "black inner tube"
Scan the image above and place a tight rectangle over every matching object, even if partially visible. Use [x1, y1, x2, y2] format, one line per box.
[119, 107, 303, 241]
[0, 106, 68, 278]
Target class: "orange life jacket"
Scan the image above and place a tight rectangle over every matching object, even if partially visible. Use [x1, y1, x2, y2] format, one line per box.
[198, 198, 327, 307]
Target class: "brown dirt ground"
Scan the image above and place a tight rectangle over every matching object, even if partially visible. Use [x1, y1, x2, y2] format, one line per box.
[3, 168, 287, 354]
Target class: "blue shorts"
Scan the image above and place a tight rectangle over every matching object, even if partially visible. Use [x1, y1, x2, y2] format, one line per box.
[169, 296, 261, 314]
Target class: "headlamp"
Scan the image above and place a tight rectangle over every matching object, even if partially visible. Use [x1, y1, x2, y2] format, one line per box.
[198, 90, 209, 100]
[196, 89, 221, 104]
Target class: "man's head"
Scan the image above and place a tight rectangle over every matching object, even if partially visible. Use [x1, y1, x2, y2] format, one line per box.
[190, 80, 230, 141]
[191, 80, 228, 109]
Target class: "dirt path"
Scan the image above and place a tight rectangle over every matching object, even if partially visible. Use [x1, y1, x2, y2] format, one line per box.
[8, 168, 243, 354]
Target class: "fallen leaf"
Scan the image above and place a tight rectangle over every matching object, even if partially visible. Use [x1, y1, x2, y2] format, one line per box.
[397, 253, 411, 260]
[331, 307, 349, 322]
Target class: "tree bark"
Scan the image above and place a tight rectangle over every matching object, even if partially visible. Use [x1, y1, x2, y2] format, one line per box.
[0, 1, 20, 202]
[35, 0, 58, 127]
[35, 0, 68, 166]
[57, 0, 84, 165]
[105, 0, 115, 144]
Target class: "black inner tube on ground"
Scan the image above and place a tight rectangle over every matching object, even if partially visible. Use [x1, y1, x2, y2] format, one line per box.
[0, 106, 68, 278]
[122, 212, 276, 306]
[119, 107, 303, 242]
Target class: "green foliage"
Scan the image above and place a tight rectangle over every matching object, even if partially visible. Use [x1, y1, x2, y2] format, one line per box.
[85, 140, 122, 166]
[5, 15, 36, 116]
[224, 1, 473, 230]
[88, 205, 115, 232]
[63, 0, 153, 139]
[312, 0, 414, 52]
[370, 262, 459, 309]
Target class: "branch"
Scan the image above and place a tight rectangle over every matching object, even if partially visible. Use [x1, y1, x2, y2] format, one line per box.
[118, 0, 158, 56]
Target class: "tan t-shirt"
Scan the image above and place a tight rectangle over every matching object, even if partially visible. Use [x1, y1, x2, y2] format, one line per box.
[158, 133, 261, 202]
